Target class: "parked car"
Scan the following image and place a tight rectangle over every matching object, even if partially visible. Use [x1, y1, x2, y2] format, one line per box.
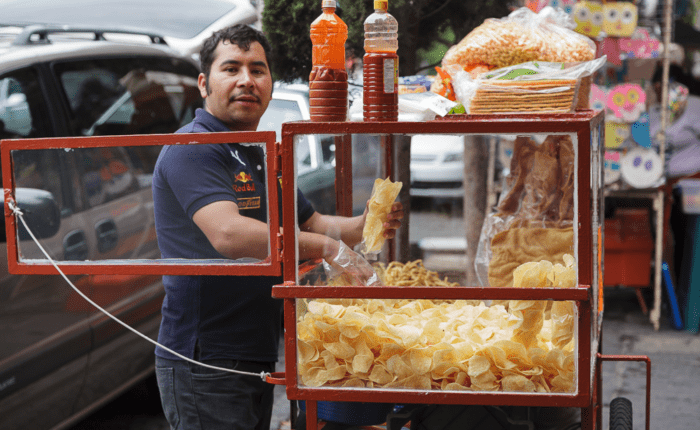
[0, 25, 203, 430]
[1, 0, 259, 59]
[410, 134, 465, 198]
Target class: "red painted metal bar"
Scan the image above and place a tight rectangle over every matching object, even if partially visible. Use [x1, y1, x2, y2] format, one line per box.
[597, 354, 651, 430]
[2, 132, 282, 276]
[334, 134, 353, 217]
[272, 283, 590, 300]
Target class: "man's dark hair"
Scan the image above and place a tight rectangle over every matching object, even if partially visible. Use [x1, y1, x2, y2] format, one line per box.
[199, 24, 273, 90]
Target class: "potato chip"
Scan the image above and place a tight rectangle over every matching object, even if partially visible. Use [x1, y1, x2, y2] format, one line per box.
[369, 364, 395, 385]
[323, 341, 355, 360]
[501, 374, 536, 392]
[351, 339, 374, 374]
[341, 378, 366, 388]
[389, 354, 415, 379]
[362, 177, 402, 255]
[386, 374, 432, 390]
[550, 301, 575, 349]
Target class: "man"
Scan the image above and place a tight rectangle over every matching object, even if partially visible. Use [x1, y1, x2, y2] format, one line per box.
[152, 25, 402, 430]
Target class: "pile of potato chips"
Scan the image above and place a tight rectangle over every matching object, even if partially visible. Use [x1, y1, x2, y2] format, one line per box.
[297, 256, 578, 393]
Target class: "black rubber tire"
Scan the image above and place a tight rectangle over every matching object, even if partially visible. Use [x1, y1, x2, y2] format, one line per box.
[610, 397, 633, 430]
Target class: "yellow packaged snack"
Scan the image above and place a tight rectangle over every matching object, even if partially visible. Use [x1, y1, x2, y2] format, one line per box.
[362, 177, 402, 256]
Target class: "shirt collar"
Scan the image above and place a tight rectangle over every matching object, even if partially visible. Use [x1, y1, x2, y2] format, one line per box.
[194, 108, 231, 132]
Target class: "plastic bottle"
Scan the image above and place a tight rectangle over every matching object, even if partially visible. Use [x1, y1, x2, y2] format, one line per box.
[309, 0, 348, 122]
[363, 0, 399, 121]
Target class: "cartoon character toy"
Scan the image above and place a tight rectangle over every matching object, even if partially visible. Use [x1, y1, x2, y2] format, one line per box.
[603, 2, 638, 37]
[607, 83, 646, 122]
[618, 28, 661, 59]
[548, 0, 576, 15]
[573, 1, 604, 38]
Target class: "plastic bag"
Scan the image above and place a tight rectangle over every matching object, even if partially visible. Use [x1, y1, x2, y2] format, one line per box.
[322, 240, 383, 286]
[442, 7, 596, 71]
[349, 91, 457, 122]
[448, 57, 605, 114]
[475, 134, 576, 287]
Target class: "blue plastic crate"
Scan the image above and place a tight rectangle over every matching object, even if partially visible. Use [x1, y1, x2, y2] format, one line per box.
[299, 400, 394, 426]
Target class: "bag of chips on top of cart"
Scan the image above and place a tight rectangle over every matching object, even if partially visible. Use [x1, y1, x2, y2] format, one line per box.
[447, 56, 605, 114]
[323, 240, 383, 287]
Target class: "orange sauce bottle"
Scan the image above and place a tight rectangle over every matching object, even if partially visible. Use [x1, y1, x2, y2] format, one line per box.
[309, 0, 348, 122]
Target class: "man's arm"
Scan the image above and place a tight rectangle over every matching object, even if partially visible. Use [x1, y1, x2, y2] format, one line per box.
[193, 200, 341, 262]
[300, 202, 403, 249]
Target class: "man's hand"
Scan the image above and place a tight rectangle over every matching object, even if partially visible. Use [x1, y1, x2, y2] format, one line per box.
[381, 201, 404, 239]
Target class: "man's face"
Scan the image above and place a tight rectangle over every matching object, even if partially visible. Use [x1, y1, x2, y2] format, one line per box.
[198, 40, 273, 131]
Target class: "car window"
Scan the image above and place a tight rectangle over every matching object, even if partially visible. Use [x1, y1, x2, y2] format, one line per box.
[54, 57, 201, 136]
[0, 69, 52, 140]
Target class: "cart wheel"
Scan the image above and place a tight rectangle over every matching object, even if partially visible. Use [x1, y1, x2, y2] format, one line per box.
[610, 397, 633, 430]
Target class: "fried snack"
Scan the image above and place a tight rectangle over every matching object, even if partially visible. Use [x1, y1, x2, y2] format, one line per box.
[469, 80, 577, 114]
[297, 298, 576, 393]
[373, 260, 459, 287]
[442, 10, 595, 71]
[488, 227, 573, 289]
[496, 135, 575, 226]
[362, 178, 402, 255]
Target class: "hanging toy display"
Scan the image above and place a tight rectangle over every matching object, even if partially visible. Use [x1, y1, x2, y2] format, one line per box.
[631, 113, 652, 148]
[605, 121, 631, 149]
[573, 1, 604, 38]
[618, 28, 661, 59]
[620, 147, 664, 189]
[603, 2, 638, 37]
[589, 84, 607, 112]
[604, 151, 622, 185]
[607, 83, 646, 122]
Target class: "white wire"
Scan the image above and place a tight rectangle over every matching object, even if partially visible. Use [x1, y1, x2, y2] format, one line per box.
[8, 200, 271, 382]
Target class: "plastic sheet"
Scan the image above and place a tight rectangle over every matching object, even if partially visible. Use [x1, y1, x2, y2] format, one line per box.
[323, 241, 383, 286]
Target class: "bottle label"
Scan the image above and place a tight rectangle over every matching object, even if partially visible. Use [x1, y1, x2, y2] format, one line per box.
[383, 58, 396, 94]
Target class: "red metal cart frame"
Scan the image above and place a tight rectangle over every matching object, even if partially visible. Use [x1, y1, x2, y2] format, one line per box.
[271, 111, 649, 430]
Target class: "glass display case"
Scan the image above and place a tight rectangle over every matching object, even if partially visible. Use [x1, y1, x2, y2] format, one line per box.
[272, 111, 605, 410]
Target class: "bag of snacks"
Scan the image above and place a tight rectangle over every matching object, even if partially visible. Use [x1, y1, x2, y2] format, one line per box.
[432, 6, 598, 103]
[448, 57, 605, 114]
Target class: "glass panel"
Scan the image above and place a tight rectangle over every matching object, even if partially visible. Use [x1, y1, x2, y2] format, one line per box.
[295, 297, 578, 394]
[55, 58, 201, 136]
[290, 131, 582, 392]
[295, 132, 579, 287]
[11, 141, 272, 265]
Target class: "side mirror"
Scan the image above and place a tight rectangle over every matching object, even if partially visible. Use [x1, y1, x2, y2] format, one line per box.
[12, 188, 61, 241]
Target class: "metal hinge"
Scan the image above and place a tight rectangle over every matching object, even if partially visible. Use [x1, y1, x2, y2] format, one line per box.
[276, 232, 283, 260]
[274, 141, 282, 174]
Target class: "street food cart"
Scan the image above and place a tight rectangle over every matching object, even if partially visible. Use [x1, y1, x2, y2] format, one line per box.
[267, 111, 651, 430]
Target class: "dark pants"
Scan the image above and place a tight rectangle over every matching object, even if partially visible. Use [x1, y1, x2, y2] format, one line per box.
[155, 355, 275, 430]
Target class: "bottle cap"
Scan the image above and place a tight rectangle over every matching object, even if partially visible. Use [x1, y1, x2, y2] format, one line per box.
[374, 0, 388, 10]
[322, 0, 336, 7]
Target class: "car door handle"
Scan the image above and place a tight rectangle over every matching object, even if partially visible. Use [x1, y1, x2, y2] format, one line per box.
[95, 219, 118, 253]
[63, 230, 89, 261]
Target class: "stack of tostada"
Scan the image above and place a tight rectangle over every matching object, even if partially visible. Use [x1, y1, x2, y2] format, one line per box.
[469, 79, 578, 114]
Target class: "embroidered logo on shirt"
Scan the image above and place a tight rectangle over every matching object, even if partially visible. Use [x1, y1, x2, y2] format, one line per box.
[233, 171, 256, 193]
[231, 150, 246, 166]
[237, 196, 261, 210]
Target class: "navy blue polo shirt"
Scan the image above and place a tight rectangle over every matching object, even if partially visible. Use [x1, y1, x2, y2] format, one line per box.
[153, 109, 314, 362]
